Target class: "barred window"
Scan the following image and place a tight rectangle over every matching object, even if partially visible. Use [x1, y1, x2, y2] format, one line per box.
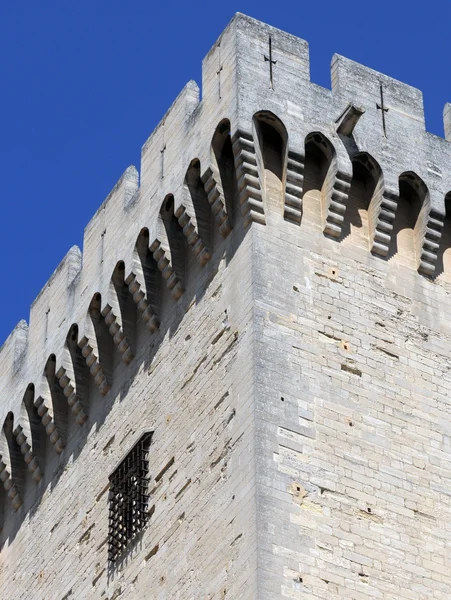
[108, 432, 152, 564]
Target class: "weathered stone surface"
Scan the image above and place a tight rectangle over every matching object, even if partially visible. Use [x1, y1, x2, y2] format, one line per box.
[1, 13, 451, 599]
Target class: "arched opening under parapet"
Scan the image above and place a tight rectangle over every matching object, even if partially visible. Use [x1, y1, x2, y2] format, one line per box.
[341, 153, 382, 249]
[0, 413, 27, 502]
[19, 384, 46, 482]
[435, 192, 451, 280]
[88, 293, 114, 385]
[184, 159, 212, 251]
[253, 111, 287, 214]
[134, 228, 162, 318]
[110, 261, 137, 357]
[65, 324, 91, 414]
[211, 119, 235, 225]
[303, 132, 335, 229]
[389, 172, 429, 269]
[43, 355, 69, 443]
[0, 418, 10, 531]
[160, 194, 187, 286]
[0, 488, 4, 533]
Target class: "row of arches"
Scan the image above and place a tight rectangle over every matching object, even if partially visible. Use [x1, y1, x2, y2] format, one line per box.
[252, 110, 451, 273]
[2, 112, 451, 534]
[0, 119, 239, 533]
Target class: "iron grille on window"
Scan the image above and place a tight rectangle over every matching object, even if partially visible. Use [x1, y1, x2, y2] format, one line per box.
[108, 432, 152, 564]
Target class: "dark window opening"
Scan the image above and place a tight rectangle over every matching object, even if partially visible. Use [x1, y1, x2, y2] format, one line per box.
[108, 432, 153, 565]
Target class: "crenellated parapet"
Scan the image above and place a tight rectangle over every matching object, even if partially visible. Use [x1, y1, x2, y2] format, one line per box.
[1, 13, 451, 531]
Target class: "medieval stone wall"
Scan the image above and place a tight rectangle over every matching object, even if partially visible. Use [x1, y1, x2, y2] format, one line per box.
[0, 170, 258, 599]
[254, 193, 451, 599]
[1, 13, 451, 599]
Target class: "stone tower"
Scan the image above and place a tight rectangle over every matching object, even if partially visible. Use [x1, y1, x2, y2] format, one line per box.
[1, 13, 451, 600]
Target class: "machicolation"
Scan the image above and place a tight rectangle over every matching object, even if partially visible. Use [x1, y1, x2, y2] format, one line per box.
[2, 12, 451, 600]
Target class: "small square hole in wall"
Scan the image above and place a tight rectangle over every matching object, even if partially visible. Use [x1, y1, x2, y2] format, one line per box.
[108, 432, 153, 565]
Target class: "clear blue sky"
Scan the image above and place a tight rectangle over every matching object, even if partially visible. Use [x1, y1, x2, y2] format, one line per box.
[1, 1, 450, 345]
